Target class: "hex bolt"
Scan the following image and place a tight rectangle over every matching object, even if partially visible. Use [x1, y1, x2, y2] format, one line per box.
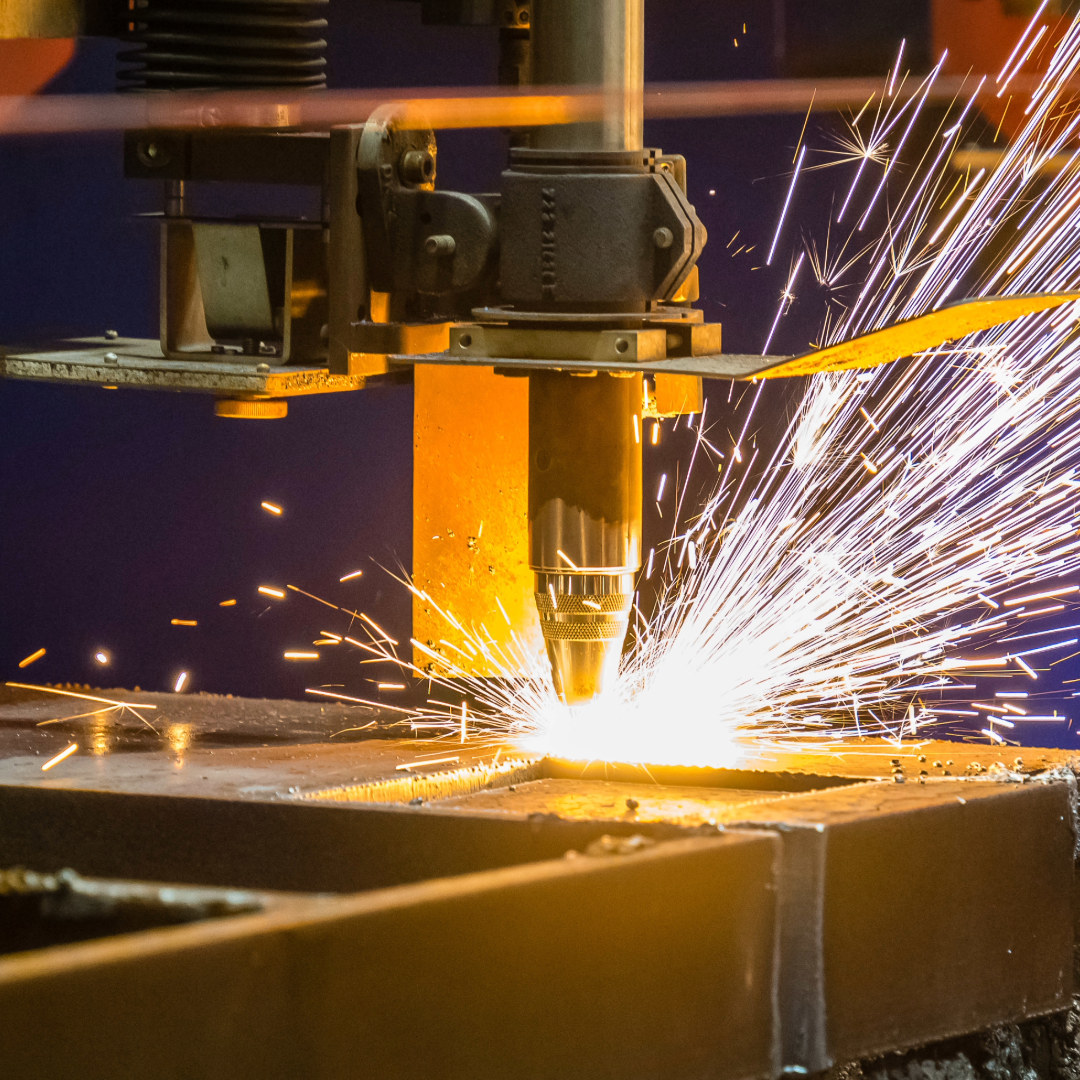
[424, 234, 457, 256]
[103, 352, 119, 365]
[400, 149, 435, 185]
[653, 227, 674, 249]
[104, 329, 119, 340]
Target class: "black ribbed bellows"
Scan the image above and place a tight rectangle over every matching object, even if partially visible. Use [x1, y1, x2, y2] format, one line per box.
[118, 0, 328, 91]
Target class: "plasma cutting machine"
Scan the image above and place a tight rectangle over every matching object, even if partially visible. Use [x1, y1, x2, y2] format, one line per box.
[0, 0, 1075, 706]
[5, 5, 1080, 1079]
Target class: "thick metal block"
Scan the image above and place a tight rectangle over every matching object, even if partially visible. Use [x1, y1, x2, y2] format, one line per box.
[0, 833, 782, 1080]
[734, 780, 1075, 1073]
[413, 362, 543, 676]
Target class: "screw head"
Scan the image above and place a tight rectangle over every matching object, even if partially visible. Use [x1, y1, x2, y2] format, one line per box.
[653, 227, 674, 250]
[424, 234, 457, 257]
[400, 149, 435, 185]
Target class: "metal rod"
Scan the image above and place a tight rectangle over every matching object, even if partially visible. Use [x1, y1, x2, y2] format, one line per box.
[531, 0, 643, 151]
[0, 76, 996, 136]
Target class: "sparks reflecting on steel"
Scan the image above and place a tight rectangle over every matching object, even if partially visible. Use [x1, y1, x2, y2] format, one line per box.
[302, 13, 1080, 766]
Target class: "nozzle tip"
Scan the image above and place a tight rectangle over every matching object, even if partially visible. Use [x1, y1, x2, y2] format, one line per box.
[547, 637, 625, 705]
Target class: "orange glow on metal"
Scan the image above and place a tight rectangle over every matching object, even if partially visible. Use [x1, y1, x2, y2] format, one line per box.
[412, 363, 540, 677]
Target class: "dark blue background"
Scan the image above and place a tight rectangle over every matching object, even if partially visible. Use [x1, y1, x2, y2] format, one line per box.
[9, 0, 1067, 749]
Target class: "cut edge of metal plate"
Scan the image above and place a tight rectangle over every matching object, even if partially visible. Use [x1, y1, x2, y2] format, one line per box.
[299, 750, 879, 807]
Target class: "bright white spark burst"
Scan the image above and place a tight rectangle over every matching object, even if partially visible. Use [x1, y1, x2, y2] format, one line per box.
[317, 13, 1080, 766]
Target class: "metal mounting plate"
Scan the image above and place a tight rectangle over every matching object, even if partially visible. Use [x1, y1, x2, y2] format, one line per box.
[397, 293, 1080, 380]
[0, 337, 364, 397]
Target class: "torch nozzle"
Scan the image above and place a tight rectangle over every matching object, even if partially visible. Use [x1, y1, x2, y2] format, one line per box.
[529, 371, 642, 706]
[535, 572, 634, 705]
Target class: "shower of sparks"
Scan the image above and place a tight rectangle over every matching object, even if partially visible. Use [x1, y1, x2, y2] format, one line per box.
[767, 144, 806, 264]
[18, 648, 45, 668]
[219, 599, 237, 607]
[271, 19, 1080, 769]
[261, 501, 283, 515]
[339, 570, 364, 582]
[94, 651, 109, 665]
[171, 619, 197, 627]
[521, 21, 1080, 766]
[284, 651, 320, 661]
[174, 671, 188, 692]
[762, 251, 806, 354]
[258, 586, 285, 599]
[41, 743, 78, 771]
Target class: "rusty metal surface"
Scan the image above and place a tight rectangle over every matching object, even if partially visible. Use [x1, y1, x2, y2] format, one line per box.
[0, 832, 783, 1080]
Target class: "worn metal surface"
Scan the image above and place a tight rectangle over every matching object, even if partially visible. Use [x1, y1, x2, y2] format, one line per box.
[0, 832, 783, 1080]
[0, 337, 364, 396]
[412, 362, 542, 676]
